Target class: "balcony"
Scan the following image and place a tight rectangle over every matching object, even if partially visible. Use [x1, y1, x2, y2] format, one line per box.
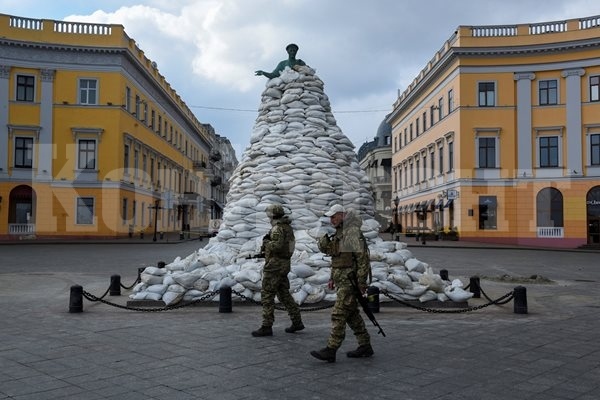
[211, 176, 222, 186]
[537, 227, 564, 238]
[9, 223, 35, 235]
[210, 151, 221, 162]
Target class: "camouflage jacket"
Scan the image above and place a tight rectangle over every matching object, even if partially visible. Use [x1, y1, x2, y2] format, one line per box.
[262, 216, 295, 272]
[318, 210, 370, 287]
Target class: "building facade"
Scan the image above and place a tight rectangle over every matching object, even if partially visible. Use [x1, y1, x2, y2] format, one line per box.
[357, 118, 392, 226]
[388, 15, 600, 248]
[0, 13, 236, 240]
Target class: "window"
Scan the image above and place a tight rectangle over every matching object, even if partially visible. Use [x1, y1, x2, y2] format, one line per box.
[448, 142, 454, 171]
[76, 197, 94, 224]
[142, 153, 147, 176]
[385, 135, 391, 145]
[591, 76, 600, 102]
[134, 149, 139, 178]
[539, 136, 559, 167]
[409, 163, 413, 186]
[158, 115, 162, 134]
[16, 75, 35, 102]
[410, 123, 413, 140]
[122, 198, 128, 225]
[124, 144, 130, 174]
[430, 106, 435, 126]
[394, 136, 398, 152]
[430, 150, 435, 178]
[438, 97, 444, 120]
[403, 128, 407, 145]
[591, 134, 600, 165]
[479, 196, 497, 230]
[151, 110, 156, 130]
[478, 82, 495, 107]
[125, 86, 131, 112]
[416, 159, 420, 183]
[422, 155, 427, 181]
[78, 140, 96, 169]
[79, 79, 98, 105]
[143, 102, 148, 123]
[135, 95, 141, 118]
[416, 118, 420, 136]
[15, 137, 33, 168]
[438, 146, 444, 175]
[448, 89, 454, 113]
[422, 112, 427, 132]
[536, 188, 563, 228]
[539, 80, 558, 105]
[478, 137, 496, 168]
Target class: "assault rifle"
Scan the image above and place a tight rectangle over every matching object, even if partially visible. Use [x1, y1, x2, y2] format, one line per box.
[349, 274, 386, 337]
[245, 253, 265, 259]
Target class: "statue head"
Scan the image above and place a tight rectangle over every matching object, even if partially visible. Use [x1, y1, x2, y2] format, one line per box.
[286, 43, 299, 53]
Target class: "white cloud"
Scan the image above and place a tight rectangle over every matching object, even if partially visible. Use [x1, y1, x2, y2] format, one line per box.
[6, 0, 600, 158]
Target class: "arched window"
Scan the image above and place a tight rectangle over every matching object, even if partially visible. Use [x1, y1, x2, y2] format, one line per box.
[536, 188, 563, 227]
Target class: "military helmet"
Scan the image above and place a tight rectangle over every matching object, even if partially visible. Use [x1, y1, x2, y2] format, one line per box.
[266, 204, 285, 219]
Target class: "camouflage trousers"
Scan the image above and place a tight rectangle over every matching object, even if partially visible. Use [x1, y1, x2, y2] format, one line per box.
[261, 269, 302, 327]
[326, 284, 371, 350]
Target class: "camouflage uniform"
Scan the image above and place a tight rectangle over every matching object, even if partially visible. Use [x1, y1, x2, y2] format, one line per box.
[318, 210, 371, 350]
[260, 208, 302, 328]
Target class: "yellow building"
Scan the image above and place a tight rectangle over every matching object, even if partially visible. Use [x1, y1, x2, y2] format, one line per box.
[388, 15, 600, 248]
[0, 13, 233, 240]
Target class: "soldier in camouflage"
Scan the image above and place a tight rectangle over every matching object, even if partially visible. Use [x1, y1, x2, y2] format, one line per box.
[252, 204, 304, 337]
[310, 204, 373, 363]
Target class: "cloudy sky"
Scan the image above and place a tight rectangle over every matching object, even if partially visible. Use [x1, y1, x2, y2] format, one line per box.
[4, 0, 600, 158]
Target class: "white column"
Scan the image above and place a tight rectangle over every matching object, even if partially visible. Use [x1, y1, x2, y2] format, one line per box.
[561, 68, 585, 176]
[37, 69, 55, 181]
[514, 72, 535, 178]
[0, 65, 10, 178]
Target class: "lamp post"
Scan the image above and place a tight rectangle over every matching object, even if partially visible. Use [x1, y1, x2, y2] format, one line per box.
[393, 196, 400, 241]
[149, 200, 163, 242]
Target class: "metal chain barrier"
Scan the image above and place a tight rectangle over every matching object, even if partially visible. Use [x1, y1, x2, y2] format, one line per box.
[382, 289, 515, 313]
[231, 289, 334, 312]
[82, 289, 220, 312]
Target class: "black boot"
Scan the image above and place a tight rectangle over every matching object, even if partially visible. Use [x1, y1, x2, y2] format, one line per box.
[251, 326, 273, 337]
[285, 322, 305, 333]
[310, 347, 336, 363]
[346, 344, 374, 358]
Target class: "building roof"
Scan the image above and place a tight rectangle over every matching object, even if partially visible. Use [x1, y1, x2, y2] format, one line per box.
[357, 116, 391, 161]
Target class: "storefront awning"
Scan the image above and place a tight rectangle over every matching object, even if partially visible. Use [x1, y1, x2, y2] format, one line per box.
[444, 199, 454, 208]
[435, 198, 444, 209]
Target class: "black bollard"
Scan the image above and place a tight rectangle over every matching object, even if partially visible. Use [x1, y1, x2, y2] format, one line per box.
[157, 261, 166, 269]
[513, 286, 528, 314]
[109, 275, 121, 296]
[69, 285, 83, 313]
[367, 286, 380, 313]
[219, 286, 232, 313]
[469, 276, 481, 298]
[440, 269, 449, 281]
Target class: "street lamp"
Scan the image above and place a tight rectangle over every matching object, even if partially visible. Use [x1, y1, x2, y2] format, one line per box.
[149, 200, 163, 242]
[393, 196, 400, 241]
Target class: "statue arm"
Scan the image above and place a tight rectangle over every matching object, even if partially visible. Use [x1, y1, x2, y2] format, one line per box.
[255, 60, 286, 79]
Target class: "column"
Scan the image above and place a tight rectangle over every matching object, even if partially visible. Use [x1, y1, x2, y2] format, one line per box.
[514, 72, 535, 178]
[0, 65, 10, 178]
[561, 68, 585, 176]
[37, 68, 55, 181]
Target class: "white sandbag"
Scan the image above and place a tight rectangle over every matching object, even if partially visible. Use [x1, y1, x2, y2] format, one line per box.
[146, 284, 168, 294]
[396, 249, 413, 262]
[304, 287, 326, 303]
[143, 266, 166, 276]
[172, 272, 201, 289]
[405, 258, 426, 273]
[384, 252, 405, 266]
[389, 272, 413, 289]
[419, 290, 438, 303]
[130, 291, 162, 301]
[304, 271, 331, 285]
[437, 292, 449, 302]
[218, 276, 237, 289]
[193, 279, 209, 292]
[404, 283, 429, 297]
[380, 280, 405, 294]
[444, 286, 474, 302]
[291, 263, 315, 278]
[418, 268, 446, 293]
[292, 289, 308, 305]
[232, 269, 261, 283]
[162, 290, 183, 305]
[140, 273, 164, 285]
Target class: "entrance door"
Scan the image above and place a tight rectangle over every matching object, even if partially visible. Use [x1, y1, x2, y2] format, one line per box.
[586, 186, 600, 244]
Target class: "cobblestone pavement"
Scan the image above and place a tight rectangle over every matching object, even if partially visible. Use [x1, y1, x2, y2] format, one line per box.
[1, 239, 599, 400]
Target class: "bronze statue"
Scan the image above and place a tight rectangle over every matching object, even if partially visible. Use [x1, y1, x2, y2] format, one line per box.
[255, 43, 306, 79]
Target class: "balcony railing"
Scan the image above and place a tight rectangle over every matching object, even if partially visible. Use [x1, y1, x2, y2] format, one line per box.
[9, 223, 36, 235]
[537, 227, 564, 238]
